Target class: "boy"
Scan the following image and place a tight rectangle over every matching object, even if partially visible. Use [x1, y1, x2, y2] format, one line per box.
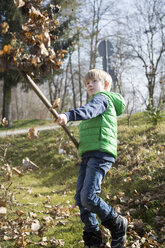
[56, 69, 128, 248]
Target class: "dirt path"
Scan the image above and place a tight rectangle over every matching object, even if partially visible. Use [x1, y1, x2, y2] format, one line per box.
[0, 125, 58, 137]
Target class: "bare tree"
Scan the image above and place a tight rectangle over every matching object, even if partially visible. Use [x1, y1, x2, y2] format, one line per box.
[69, 54, 77, 108]
[110, 35, 131, 95]
[119, 0, 165, 107]
[83, 0, 116, 69]
[79, 0, 116, 103]
[125, 80, 138, 126]
[77, 34, 83, 106]
[60, 61, 70, 111]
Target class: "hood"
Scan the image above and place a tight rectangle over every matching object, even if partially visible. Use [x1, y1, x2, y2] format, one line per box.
[93, 91, 126, 116]
[109, 92, 125, 116]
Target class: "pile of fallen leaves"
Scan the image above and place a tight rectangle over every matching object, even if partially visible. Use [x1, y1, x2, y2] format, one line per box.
[0, 0, 67, 75]
[0, 166, 78, 247]
[0, 186, 78, 247]
[0, 143, 67, 247]
[104, 187, 164, 247]
[0, 208, 65, 247]
[102, 127, 165, 247]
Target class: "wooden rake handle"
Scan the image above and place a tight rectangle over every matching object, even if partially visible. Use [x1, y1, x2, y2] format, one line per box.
[21, 71, 79, 149]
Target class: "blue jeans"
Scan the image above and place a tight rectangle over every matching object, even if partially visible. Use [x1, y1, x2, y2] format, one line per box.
[74, 157, 117, 232]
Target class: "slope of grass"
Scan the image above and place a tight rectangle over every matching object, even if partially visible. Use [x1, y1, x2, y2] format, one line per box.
[0, 112, 164, 247]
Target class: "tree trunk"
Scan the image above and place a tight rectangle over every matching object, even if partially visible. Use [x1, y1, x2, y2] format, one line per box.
[61, 61, 69, 111]
[148, 79, 154, 107]
[21, 72, 79, 149]
[78, 43, 82, 106]
[69, 54, 77, 108]
[2, 80, 11, 127]
[48, 80, 53, 105]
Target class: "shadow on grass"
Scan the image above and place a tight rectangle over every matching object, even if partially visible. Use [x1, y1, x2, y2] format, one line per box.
[35, 162, 78, 192]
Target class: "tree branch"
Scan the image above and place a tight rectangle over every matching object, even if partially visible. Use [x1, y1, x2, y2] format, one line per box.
[20, 71, 79, 149]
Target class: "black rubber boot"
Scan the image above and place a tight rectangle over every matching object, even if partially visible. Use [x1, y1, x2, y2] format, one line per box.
[102, 215, 128, 248]
[83, 230, 103, 248]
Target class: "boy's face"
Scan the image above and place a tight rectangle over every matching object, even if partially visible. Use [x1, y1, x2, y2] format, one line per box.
[85, 78, 105, 96]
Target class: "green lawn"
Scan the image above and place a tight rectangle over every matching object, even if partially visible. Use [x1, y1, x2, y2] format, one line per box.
[0, 112, 164, 247]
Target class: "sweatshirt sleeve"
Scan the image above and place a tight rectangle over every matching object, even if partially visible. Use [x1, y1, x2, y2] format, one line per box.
[65, 94, 109, 122]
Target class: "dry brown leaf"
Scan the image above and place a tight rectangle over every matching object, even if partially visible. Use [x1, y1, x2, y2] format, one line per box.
[12, 167, 24, 177]
[59, 49, 67, 54]
[31, 56, 38, 67]
[1, 0, 65, 75]
[57, 220, 66, 226]
[118, 191, 125, 197]
[142, 175, 152, 181]
[31, 219, 41, 232]
[21, 157, 40, 171]
[22, 19, 35, 32]
[43, 216, 54, 225]
[3, 45, 13, 55]
[44, 30, 51, 47]
[0, 22, 9, 34]
[133, 219, 144, 229]
[0, 197, 7, 207]
[29, 6, 43, 21]
[124, 177, 132, 183]
[40, 43, 49, 56]
[49, 238, 65, 246]
[29, 212, 37, 218]
[27, 127, 40, 140]
[1, 117, 8, 126]
[0, 207, 7, 215]
[16, 210, 24, 216]
[51, 98, 60, 109]
[24, 31, 33, 40]
[3, 236, 12, 241]
[5, 163, 12, 180]
[14, 0, 25, 8]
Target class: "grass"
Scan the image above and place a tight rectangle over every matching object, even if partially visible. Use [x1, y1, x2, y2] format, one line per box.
[0, 112, 165, 247]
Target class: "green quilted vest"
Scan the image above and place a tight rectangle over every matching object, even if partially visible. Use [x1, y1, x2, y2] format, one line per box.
[78, 91, 125, 158]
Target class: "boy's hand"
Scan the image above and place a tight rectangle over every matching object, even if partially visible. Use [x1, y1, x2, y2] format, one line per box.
[55, 114, 68, 126]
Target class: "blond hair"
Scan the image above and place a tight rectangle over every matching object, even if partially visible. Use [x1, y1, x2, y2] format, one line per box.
[84, 69, 112, 90]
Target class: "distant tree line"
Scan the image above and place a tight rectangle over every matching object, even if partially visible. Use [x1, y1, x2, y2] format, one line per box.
[0, 0, 165, 124]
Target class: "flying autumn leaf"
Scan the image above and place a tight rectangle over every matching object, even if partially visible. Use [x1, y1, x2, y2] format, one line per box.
[1, 117, 8, 126]
[28, 127, 40, 140]
[51, 98, 60, 109]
